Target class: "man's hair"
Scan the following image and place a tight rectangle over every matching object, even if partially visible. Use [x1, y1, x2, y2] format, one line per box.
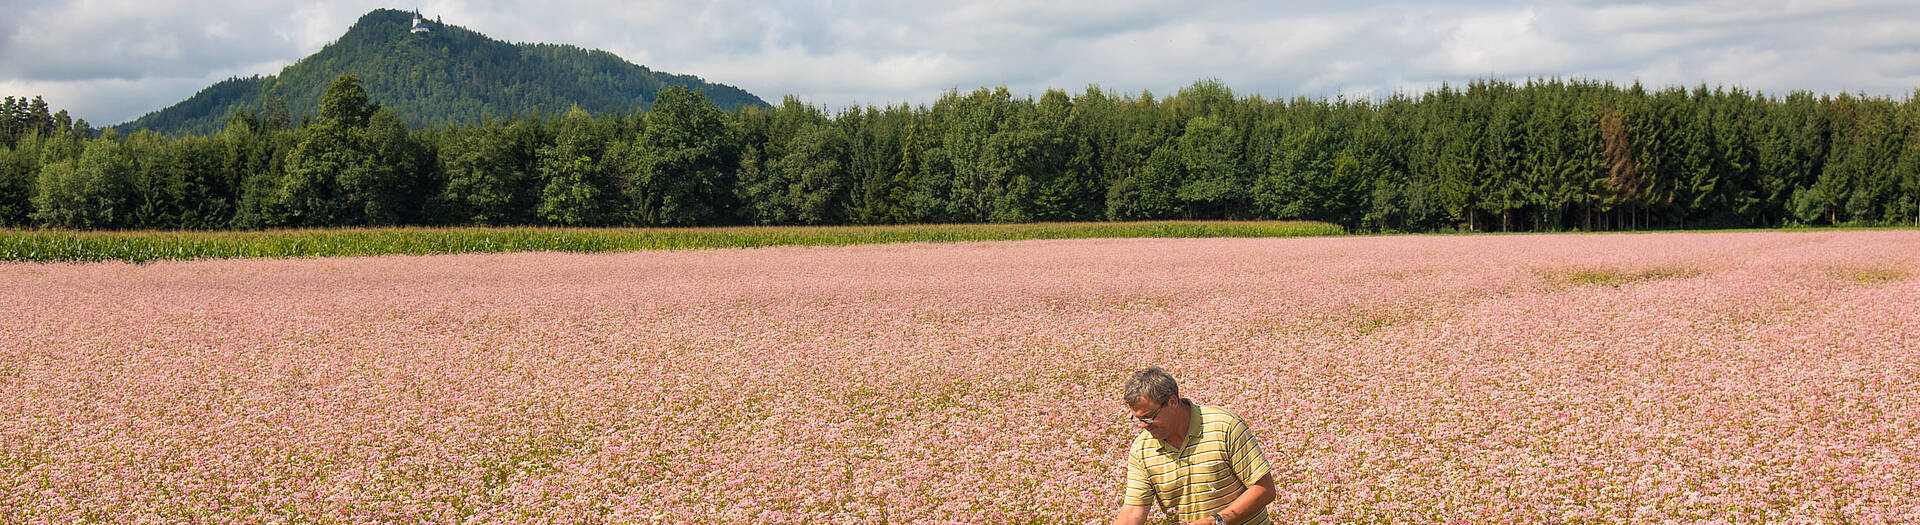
[1124, 367, 1180, 406]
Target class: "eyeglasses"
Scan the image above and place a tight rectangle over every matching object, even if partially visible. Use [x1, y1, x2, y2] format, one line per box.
[1129, 401, 1171, 425]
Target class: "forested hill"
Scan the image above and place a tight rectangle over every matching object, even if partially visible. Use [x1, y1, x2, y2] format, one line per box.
[114, 9, 767, 135]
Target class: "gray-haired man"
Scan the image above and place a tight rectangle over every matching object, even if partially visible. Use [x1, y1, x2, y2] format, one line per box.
[1112, 367, 1277, 525]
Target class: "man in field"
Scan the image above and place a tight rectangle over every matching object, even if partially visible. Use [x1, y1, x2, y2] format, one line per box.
[1112, 367, 1277, 525]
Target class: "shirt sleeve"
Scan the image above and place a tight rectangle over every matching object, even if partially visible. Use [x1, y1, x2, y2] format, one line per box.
[1123, 444, 1157, 507]
[1227, 416, 1273, 487]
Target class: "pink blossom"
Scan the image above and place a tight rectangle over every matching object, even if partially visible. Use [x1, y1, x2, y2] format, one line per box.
[1, 231, 1916, 523]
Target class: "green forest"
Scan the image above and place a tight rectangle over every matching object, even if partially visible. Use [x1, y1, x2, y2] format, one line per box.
[6, 75, 1920, 232]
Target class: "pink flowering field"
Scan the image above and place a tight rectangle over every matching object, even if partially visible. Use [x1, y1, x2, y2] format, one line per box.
[2, 230, 1917, 524]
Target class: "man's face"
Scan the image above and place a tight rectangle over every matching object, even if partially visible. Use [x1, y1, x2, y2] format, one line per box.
[1127, 397, 1179, 442]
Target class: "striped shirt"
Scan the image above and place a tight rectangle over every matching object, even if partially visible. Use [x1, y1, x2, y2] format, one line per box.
[1123, 400, 1273, 524]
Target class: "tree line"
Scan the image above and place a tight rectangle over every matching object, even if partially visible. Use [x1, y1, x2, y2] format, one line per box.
[6, 75, 1920, 232]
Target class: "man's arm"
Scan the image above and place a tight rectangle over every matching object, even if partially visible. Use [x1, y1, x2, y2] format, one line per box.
[1187, 473, 1275, 525]
[1112, 504, 1151, 525]
[1117, 441, 1157, 525]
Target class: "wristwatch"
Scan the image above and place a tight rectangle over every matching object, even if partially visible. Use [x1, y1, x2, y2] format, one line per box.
[1212, 513, 1226, 525]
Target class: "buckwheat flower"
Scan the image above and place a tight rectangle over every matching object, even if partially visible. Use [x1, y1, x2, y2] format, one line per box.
[2, 232, 1915, 522]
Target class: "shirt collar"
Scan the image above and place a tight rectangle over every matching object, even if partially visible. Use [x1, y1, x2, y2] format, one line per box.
[1184, 399, 1203, 441]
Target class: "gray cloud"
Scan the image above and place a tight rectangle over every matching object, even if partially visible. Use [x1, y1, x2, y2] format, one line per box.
[5, 0, 1919, 126]
[1, 0, 311, 81]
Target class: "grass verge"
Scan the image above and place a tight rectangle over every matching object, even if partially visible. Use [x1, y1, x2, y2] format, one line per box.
[1540, 265, 1704, 288]
[1826, 265, 1910, 284]
[0, 221, 1344, 264]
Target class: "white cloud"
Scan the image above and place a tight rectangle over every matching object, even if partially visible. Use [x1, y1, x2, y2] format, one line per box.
[1426, 9, 1583, 77]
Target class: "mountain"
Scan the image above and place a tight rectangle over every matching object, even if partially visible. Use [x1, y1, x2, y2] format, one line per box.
[116, 9, 768, 135]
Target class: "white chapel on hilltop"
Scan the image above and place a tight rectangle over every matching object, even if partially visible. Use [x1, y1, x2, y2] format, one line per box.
[410, 10, 431, 33]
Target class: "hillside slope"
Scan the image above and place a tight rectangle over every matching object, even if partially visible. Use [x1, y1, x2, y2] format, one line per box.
[118, 9, 767, 134]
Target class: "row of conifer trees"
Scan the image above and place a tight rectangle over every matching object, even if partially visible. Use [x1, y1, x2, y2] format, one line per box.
[5, 75, 1919, 231]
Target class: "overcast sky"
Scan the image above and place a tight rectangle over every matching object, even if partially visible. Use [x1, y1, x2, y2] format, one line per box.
[5, 0, 1920, 126]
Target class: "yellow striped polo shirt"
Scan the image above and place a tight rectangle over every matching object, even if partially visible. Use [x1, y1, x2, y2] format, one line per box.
[1123, 400, 1273, 524]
